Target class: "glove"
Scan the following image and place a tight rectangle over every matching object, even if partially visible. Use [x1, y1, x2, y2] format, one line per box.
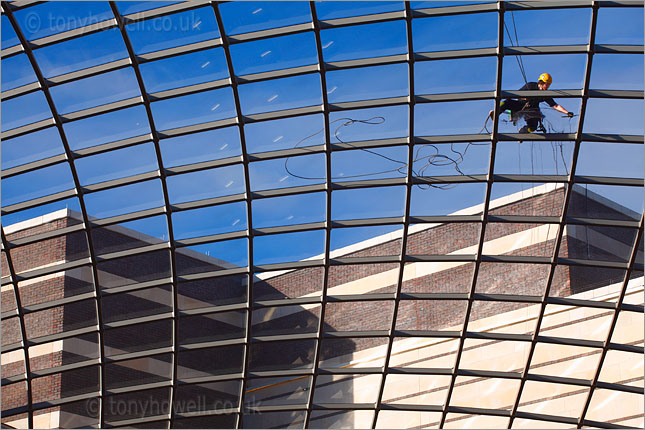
[567, 112, 574, 118]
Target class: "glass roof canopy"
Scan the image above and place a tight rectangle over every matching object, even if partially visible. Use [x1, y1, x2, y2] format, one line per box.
[1, 1, 643, 428]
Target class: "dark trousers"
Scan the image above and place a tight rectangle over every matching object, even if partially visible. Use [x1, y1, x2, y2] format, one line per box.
[499, 99, 543, 132]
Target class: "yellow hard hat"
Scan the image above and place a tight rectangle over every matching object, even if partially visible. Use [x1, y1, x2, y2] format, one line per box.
[539, 73, 552, 85]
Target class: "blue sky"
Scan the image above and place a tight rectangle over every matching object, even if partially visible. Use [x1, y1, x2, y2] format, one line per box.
[1, 1, 643, 266]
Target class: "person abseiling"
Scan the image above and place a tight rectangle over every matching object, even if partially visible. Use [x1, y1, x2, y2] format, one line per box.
[492, 73, 574, 133]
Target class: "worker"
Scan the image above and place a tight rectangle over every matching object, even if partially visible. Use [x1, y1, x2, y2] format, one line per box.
[491, 73, 574, 133]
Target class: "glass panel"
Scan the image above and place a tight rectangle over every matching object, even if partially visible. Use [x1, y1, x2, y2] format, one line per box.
[330, 105, 409, 141]
[18, 266, 94, 307]
[140, 48, 229, 93]
[413, 13, 497, 52]
[568, 184, 643, 221]
[490, 183, 566, 217]
[116, 1, 182, 15]
[1, 91, 51, 132]
[243, 411, 305, 429]
[332, 186, 406, 220]
[599, 350, 643, 385]
[245, 376, 311, 407]
[1, 349, 25, 379]
[549, 265, 626, 299]
[92, 215, 169, 255]
[50, 68, 140, 114]
[249, 339, 316, 371]
[2, 197, 83, 231]
[14, 2, 113, 40]
[230, 32, 317, 76]
[1, 127, 65, 170]
[251, 304, 319, 337]
[576, 142, 643, 178]
[173, 202, 246, 240]
[316, 1, 403, 19]
[321, 21, 407, 62]
[309, 410, 374, 429]
[512, 418, 576, 429]
[175, 380, 240, 412]
[609, 309, 644, 346]
[177, 344, 244, 379]
[178, 274, 247, 310]
[125, 6, 220, 54]
[167, 164, 245, 204]
[105, 353, 172, 390]
[249, 154, 326, 191]
[332, 146, 408, 182]
[590, 54, 643, 91]
[31, 365, 99, 403]
[1, 285, 17, 313]
[238, 73, 322, 115]
[409, 184, 487, 217]
[84, 179, 165, 219]
[327, 63, 408, 103]
[415, 57, 497, 94]
[328, 263, 399, 295]
[461, 339, 529, 372]
[396, 300, 467, 331]
[253, 230, 325, 266]
[540, 304, 614, 342]
[475, 262, 548, 295]
[1, 14, 19, 48]
[104, 319, 172, 357]
[518, 381, 590, 418]
[530, 344, 602, 381]
[1, 382, 27, 414]
[585, 388, 644, 425]
[97, 250, 171, 289]
[38, 399, 100, 429]
[444, 414, 510, 429]
[320, 337, 388, 368]
[174, 414, 236, 429]
[29, 332, 99, 372]
[24, 299, 96, 340]
[176, 238, 248, 275]
[244, 113, 324, 154]
[376, 411, 442, 430]
[103, 387, 170, 422]
[103, 285, 172, 323]
[382, 374, 451, 405]
[583, 99, 644, 135]
[560, 225, 637, 263]
[11, 230, 88, 273]
[402, 262, 475, 294]
[331, 225, 403, 258]
[219, 2, 311, 35]
[415, 100, 494, 135]
[502, 54, 587, 92]
[412, 142, 490, 177]
[63, 105, 150, 151]
[313, 374, 382, 403]
[325, 300, 394, 331]
[160, 126, 242, 168]
[2, 163, 74, 208]
[252, 192, 325, 229]
[253, 266, 323, 301]
[483, 222, 558, 258]
[34, 28, 128, 78]
[495, 140, 574, 175]
[595, 7, 644, 44]
[503, 8, 590, 46]
[2, 53, 37, 91]
[450, 376, 520, 410]
[75, 143, 158, 186]
[389, 337, 460, 369]
[469, 301, 539, 335]
[178, 310, 246, 345]
[150, 87, 236, 131]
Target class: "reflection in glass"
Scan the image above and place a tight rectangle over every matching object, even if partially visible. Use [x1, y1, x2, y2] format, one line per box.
[253, 267, 323, 301]
[178, 275, 248, 310]
[176, 238, 248, 274]
[84, 179, 165, 219]
[92, 215, 169, 255]
[178, 311, 246, 345]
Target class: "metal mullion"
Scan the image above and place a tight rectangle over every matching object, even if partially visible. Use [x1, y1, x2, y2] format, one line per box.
[250, 184, 326, 199]
[6, 223, 85, 248]
[28, 18, 117, 49]
[174, 231, 248, 248]
[504, 45, 588, 55]
[136, 38, 224, 63]
[108, 4, 179, 430]
[148, 78, 232, 102]
[325, 54, 408, 71]
[237, 64, 320, 84]
[22, 292, 96, 315]
[243, 105, 323, 123]
[1, 81, 41, 100]
[320, 10, 406, 28]
[46, 58, 132, 87]
[1, 7, 107, 428]
[0, 231, 33, 427]
[588, 89, 644, 99]
[573, 175, 643, 186]
[416, 133, 493, 144]
[416, 91, 496, 103]
[210, 4, 254, 428]
[13, 259, 91, 283]
[1, 154, 68, 179]
[72, 134, 152, 159]
[594, 43, 643, 54]
[502, 89, 583, 98]
[1, 43, 24, 59]
[0, 117, 56, 140]
[121, 1, 207, 24]
[247, 144, 326, 161]
[438, 3, 504, 427]
[414, 47, 498, 61]
[370, 3, 415, 427]
[0, 189, 77, 216]
[330, 177, 407, 189]
[506, 8, 602, 423]
[81, 171, 160, 194]
[330, 136, 409, 150]
[506, 1, 593, 10]
[89, 207, 165, 228]
[576, 216, 644, 428]
[578, 132, 643, 143]
[253, 259, 325, 274]
[330, 217, 404, 227]
[303, 3, 340, 427]
[170, 193, 246, 212]
[163, 155, 244, 176]
[60, 96, 143, 123]
[252, 222, 326, 236]
[328, 95, 410, 111]
[227, 22, 314, 44]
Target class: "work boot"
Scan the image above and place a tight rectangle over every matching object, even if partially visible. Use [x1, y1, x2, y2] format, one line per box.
[518, 125, 532, 134]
